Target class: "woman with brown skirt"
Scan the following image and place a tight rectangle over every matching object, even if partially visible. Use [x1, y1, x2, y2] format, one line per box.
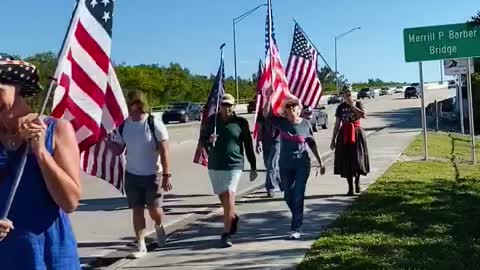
[330, 88, 370, 195]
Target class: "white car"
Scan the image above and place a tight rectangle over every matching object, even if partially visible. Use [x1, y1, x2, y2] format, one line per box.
[394, 86, 405, 93]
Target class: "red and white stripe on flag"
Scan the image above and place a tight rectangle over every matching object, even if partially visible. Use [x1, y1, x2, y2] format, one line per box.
[51, 0, 128, 193]
[258, 44, 290, 116]
[286, 25, 323, 108]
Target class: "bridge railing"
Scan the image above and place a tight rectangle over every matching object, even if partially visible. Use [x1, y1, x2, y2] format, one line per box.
[150, 98, 252, 112]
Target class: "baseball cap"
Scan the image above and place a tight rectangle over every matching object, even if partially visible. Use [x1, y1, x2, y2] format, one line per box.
[221, 93, 235, 105]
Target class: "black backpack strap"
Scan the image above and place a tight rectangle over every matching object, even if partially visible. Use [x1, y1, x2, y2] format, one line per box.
[147, 114, 159, 147]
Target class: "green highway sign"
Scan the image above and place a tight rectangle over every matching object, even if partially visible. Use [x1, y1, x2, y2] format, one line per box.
[404, 23, 480, 62]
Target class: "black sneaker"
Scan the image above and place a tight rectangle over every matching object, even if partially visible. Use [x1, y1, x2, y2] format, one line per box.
[229, 214, 239, 235]
[221, 233, 233, 248]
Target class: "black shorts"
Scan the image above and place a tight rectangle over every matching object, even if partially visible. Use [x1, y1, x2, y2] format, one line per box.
[124, 171, 162, 208]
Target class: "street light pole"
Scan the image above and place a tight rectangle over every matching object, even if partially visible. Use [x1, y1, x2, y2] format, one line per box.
[233, 3, 267, 102]
[334, 27, 361, 93]
[233, 19, 238, 103]
[335, 38, 338, 93]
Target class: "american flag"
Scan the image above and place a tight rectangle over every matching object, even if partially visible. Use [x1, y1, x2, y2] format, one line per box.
[51, 0, 128, 192]
[193, 54, 225, 166]
[286, 23, 323, 108]
[257, 0, 290, 116]
[252, 59, 264, 140]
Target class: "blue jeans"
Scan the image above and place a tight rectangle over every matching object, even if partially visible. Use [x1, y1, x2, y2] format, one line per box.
[262, 141, 280, 192]
[280, 161, 311, 232]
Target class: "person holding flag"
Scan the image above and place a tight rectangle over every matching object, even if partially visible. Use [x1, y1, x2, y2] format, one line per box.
[0, 54, 81, 269]
[201, 93, 257, 248]
[254, 61, 281, 198]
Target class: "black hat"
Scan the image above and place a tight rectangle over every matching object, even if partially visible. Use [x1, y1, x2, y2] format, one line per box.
[0, 53, 42, 97]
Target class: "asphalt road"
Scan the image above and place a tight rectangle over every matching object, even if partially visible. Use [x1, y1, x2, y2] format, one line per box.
[73, 87, 455, 267]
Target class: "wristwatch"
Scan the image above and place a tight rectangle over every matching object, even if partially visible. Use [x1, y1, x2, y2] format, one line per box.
[162, 173, 172, 178]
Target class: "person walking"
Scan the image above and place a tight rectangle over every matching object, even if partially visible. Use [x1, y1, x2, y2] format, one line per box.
[0, 54, 81, 269]
[108, 90, 172, 258]
[330, 88, 370, 196]
[201, 94, 257, 248]
[267, 95, 325, 240]
[255, 110, 281, 197]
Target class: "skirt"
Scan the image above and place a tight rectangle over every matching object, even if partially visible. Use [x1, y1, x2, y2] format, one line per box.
[208, 170, 243, 194]
[334, 126, 370, 178]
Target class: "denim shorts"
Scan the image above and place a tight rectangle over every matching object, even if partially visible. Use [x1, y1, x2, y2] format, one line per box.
[124, 171, 162, 208]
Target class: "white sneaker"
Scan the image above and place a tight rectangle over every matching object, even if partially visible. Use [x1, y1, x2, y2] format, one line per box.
[289, 231, 301, 240]
[155, 224, 167, 247]
[129, 245, 147, 259]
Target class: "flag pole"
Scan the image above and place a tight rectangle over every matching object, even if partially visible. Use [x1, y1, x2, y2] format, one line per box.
[293, 19, 333, 72]
[213, 43, 226, 148]
[268, 0, 275, 106]
[0, 0, 80, 220]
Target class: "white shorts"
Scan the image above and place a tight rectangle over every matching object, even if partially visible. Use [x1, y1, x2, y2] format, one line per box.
[208, 170, 243, 194]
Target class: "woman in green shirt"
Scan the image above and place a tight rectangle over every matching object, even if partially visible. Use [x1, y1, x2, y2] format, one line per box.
[201, 94, 257, 248]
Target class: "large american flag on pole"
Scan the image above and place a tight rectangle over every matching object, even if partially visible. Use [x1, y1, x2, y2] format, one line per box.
[252, 59, 264, 140]
[51, 0, 128, 192]
[193, 53, 225, 166]
[257, 0, 290, 116]
[286, 23, 323, 107]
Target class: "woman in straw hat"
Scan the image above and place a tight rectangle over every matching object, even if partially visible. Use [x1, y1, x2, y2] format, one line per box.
[0, 54, 81, 269]
[201, 93, 257, 248]
[266, 95, 325, 240]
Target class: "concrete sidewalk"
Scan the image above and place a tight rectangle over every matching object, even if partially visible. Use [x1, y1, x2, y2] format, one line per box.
[107, 124, 420, 270]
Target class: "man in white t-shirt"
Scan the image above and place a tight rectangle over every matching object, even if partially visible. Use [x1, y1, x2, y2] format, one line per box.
[109, 90, 172, 258]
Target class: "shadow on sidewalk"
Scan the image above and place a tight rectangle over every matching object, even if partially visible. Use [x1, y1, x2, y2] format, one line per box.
[154, 197, 353, 252]
[77, 194, 214, 212]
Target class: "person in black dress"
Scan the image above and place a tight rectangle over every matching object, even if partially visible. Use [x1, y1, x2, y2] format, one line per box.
[330, 88, 370, 195]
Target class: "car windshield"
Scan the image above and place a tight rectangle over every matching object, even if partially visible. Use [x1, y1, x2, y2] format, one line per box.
[360, 88, 370, 92]
[406, 87, 416, 91]
[172, 103, 189, 109]
[411, 83, 419, 86]
[381, 88, 389, 90]
[396, 86, 402, 89]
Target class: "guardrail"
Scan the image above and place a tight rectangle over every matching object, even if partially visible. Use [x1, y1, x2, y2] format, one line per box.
[150, 98, 252, 112]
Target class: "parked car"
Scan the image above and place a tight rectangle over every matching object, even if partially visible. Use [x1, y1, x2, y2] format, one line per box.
[327, 94, 344, 104]
[302, 105, 328, 132]
[448, 80, 457, 89]
[162, 102, 202, 124]
[358, 88, 375, 99]
[394, 86, 405, 93]
[404, 86, 421, 99]
[247, 98, 257, 114]
[380, 87, 393, 96]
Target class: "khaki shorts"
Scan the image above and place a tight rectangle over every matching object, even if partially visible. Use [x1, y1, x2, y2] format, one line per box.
[124, 171, 162, 208]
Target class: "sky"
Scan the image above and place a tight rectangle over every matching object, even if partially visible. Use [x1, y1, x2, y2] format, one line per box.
[1, 0, 478, 83]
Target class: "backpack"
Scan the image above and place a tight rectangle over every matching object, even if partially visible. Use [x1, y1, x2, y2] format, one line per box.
[119, 114, 159, 148]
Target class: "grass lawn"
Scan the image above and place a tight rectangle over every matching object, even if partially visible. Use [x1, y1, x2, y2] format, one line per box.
[299, 133, 480, 270]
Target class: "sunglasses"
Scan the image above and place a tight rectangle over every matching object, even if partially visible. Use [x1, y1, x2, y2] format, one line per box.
[221, 103, 234, 108]
[285, 103, 299, 109]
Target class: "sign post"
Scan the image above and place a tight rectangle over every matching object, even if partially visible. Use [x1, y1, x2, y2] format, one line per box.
[458, 74, 465, 134]
[467, 58, 476, 164]
[419, 62, 428, 160]
[404, 22, 480, 164]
